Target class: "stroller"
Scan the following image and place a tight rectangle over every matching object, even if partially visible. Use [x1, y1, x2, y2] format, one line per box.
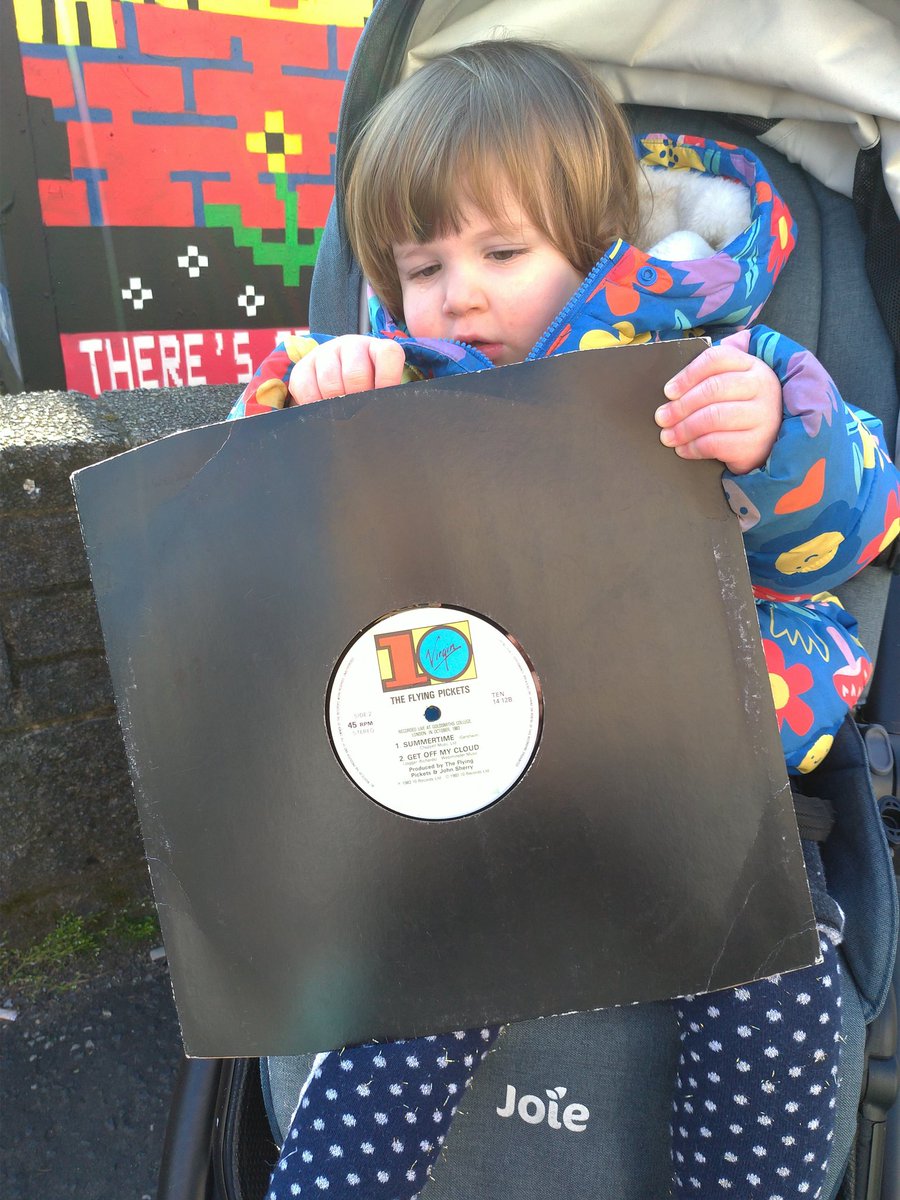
[156, 3, 900, 1197]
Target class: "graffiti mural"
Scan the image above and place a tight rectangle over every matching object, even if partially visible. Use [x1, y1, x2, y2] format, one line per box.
[10, 0, 370, 394]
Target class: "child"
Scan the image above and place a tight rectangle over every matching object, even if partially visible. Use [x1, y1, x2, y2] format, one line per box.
[232, 40, 900, 1200]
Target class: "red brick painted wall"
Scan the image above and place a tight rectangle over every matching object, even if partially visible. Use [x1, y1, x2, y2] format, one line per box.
[9, 0, 370, 394]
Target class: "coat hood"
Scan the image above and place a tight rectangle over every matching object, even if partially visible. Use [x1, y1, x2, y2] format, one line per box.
[369, 134, 797, 375]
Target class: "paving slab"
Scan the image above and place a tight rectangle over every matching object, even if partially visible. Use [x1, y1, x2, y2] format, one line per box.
[1, 948, 183, 1200]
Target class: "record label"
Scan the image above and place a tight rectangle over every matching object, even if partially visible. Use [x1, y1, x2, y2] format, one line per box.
[327, 606, 542, 820]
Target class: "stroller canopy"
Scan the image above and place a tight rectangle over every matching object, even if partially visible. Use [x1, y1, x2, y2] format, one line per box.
[364, 0, 900, 217]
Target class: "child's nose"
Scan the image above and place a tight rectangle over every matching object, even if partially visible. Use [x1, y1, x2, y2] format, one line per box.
[441, 265, 485, 315]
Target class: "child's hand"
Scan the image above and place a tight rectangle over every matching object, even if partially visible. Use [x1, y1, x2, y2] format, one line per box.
[288, 336, 407, 405]
[655, 336, 783, 475]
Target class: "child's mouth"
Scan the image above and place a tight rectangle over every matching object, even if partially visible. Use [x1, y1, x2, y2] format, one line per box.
[469, 341, 504, 362]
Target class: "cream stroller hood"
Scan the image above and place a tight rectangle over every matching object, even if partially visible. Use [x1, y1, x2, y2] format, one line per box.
[403, 0, 900, 218]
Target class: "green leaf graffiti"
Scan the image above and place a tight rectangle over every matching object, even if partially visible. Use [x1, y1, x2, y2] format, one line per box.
[204, 174, 323, 287]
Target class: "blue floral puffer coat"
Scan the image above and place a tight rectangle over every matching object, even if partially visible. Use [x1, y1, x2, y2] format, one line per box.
[229, 133, 900, 774]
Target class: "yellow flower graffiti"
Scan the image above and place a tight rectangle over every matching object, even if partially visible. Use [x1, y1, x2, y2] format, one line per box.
[246, 111, 304, 176]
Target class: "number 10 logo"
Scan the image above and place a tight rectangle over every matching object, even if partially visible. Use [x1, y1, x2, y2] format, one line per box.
[375, 622, 476, 692]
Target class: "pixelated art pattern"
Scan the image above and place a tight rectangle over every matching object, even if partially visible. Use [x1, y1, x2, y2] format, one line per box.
[12, 0, 369, 391]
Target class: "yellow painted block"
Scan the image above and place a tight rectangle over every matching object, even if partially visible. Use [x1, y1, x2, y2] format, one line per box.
[131, 0, 370, 25]
[14, 0, 370, 45]
[197, 0, 370, 25]
[15, 0, 118, 47]
[13, 0, 44, 43]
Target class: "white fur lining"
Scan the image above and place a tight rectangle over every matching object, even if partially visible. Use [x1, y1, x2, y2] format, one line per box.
[638, 163, 752, 260]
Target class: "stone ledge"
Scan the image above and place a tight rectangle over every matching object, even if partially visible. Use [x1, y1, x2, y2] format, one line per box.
[94, 383, 239, 445]
[0, 391, 131, 511]
[1, 385, 240, 941]
[0, 386, 238, 513]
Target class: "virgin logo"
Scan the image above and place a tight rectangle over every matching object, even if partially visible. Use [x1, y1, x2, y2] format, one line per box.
[495, 1085, 590, 1132]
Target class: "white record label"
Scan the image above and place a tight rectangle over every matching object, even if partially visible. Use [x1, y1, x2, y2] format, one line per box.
[326, 606, 542, 820]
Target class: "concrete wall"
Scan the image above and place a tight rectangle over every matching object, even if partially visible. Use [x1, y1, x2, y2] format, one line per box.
[1, 386, 237, 943]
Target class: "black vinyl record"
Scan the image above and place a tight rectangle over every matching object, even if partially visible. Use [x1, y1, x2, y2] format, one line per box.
[72, 340, 819, 1057]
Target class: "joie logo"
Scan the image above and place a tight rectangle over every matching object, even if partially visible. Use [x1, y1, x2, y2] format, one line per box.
[495, 1084, 590, 1132]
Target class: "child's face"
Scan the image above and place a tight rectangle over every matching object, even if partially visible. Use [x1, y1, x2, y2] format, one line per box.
[393, 194, 584, 366]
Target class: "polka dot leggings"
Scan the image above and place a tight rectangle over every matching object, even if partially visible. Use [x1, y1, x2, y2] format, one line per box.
[267, 1027, 498, 1200]
[267, 941, 842, 1199]
[671, 934, 843, 1199]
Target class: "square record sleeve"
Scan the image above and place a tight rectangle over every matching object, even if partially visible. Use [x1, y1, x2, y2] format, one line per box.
[72, 340, 819, 1057]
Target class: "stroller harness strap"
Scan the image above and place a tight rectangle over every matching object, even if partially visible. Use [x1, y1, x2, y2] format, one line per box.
[792, 790, 837, 842]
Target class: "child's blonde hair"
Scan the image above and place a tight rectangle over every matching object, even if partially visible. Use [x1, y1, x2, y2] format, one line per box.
[344, 39, 640, 319]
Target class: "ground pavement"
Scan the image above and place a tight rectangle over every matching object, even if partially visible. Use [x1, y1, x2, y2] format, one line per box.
[1, 948, 182, 1200]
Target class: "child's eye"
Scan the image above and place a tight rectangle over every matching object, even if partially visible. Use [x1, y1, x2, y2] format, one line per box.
[488, 248, 525, 263]
[409, 263, 440, 280]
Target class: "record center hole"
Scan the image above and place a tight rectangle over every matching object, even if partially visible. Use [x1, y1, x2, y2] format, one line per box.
[424, 705, 442, 722]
